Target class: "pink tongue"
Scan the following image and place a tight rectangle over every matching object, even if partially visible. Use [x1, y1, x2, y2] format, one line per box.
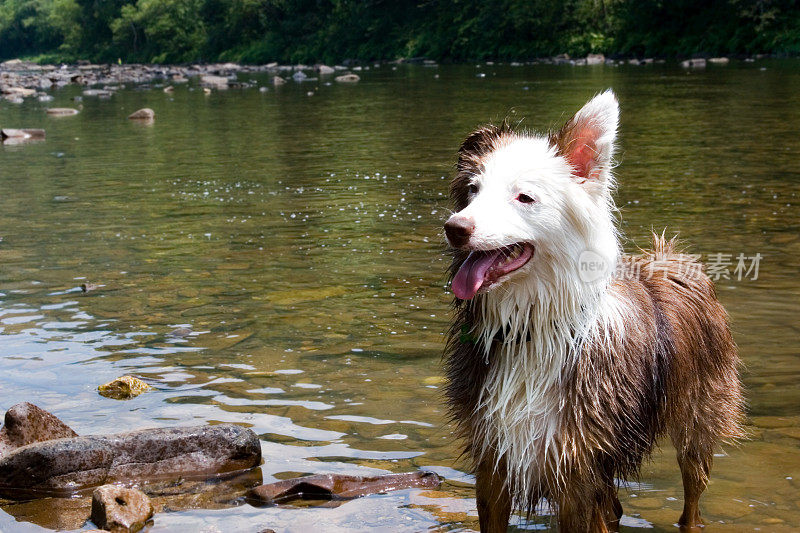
[451, 250, 502, 300]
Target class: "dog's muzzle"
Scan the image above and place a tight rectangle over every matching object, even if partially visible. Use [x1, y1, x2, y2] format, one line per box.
[444, 215, 474, 248]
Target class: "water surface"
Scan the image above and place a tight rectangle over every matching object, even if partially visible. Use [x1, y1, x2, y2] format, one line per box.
[0, 60, 799, 531]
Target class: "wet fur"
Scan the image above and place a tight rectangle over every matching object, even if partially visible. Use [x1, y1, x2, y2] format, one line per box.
[443, 94, 744, 532]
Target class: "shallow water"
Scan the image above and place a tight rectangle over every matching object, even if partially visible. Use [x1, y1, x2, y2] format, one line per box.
[0, 60, 798, 531]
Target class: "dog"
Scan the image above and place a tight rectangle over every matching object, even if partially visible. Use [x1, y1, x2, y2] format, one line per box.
[442, 91, 743, 532]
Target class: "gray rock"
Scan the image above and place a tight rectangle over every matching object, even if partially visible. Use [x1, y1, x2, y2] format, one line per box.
[317, 64, 335, 75]
[200, 75, 229, 89]
[0, 424, 261, 498]
[586, 53, 605, 65]
[46, 107, 80, 116]
[0, 403, 77, 458]
[1, 129, 46, 142]
[82, 88, 113, 97]
[680, 58, 707, 68]
[91, 485, 153, 532]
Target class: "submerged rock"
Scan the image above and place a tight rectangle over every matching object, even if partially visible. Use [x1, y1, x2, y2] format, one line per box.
[0, 424, 262, 498]
[46, 108, 80, 116]
[0, 403, 78, 458]
[127, 108, 155, 121]
[1, 129, 46, 143]
[334, 73, 360, 83]
[247, 471, 440, 506]
[680, 58, 707, 68]
[91, 485, 153, 532]
[98, 376, 150, 399]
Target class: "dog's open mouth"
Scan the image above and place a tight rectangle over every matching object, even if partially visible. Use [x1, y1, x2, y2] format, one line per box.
[451, 243, 534, 300]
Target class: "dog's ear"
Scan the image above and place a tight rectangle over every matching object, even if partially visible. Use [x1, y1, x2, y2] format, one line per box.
[551, 90, 618, 184]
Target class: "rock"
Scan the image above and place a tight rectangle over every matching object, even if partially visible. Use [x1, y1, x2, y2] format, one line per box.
[167, 327, 193, 338]
[2, 86, 36, 97]
[200, 75, 230, 89]
[1, 129, 46, 142]
[39, 78, 53, 89]
[38, 95, 54, 102]
[247, 471, 441, 506]
[127, 108, 154, 121]
[709, 57, 730, 64]
[0, 424, 262, 498]
[335, 73, 360, 83]
[81, 282, 103, 292]
[163, 85, 174, 93]
[91, 485, 153, 532]
[272, 76, 286, 86]
[292, 70, 308, 81]
[98, 376, 150, 399]
[0, 403, 78, 458]
[586, 53, 605, 65]
[82, 89, 113, 97]
[259, 86, 269, 93]
[46, 108, 80, 116]
[317, 64, 335, 75]
[680, 58, 707, 68]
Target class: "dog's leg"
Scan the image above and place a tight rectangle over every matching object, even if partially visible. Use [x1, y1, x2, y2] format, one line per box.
[676, 448, 711, 531]
[557, 481, 612, 533]
[476, 458, 511, 533]
[601, 487, 623, 532]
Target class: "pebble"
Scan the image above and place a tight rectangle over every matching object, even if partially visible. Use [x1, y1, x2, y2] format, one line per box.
[91, 485, 153, 532]
[98, 375, 150, 399]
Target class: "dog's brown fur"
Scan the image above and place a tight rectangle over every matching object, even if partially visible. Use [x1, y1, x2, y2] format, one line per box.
[444, 127, 744, 531]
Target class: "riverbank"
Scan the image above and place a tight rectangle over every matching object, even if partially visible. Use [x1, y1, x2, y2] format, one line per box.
[0, 53, 760, 104]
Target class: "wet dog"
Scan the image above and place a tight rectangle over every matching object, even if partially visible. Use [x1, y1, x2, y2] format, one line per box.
[443, 91, 743, 532]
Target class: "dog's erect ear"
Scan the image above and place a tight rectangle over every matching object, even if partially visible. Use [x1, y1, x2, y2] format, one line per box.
[551, 90, 618, 183]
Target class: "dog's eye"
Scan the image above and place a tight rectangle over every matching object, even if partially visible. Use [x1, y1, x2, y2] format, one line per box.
[467, 184, 479, 195]
[517, 193, 536, 204]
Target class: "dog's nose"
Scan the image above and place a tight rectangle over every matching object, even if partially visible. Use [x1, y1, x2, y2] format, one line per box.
[445, 215, 475, 248]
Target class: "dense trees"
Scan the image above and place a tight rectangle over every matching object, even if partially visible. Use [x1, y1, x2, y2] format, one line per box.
[1, 0, 798, 64]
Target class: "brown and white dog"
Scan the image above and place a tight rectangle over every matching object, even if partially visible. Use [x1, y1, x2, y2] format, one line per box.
[443, 91, 743, 532]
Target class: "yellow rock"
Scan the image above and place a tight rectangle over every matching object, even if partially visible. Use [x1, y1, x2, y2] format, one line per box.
[98, 375, 150, 399]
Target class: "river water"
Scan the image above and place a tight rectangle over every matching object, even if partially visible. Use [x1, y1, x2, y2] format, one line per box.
[0, 61, 798, 531]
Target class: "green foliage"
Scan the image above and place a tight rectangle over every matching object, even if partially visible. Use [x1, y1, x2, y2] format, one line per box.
[0, 0, 798, 63]
[111, 0, 206, 62]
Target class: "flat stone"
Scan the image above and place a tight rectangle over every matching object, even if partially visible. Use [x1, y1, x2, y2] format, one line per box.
[83, 89, 113, 97]
[0, 403, 78, 458]
[127, 108, 154, 121]
[248, 471, 440, 506]
[98, 376, 150, 399]
[200, 75, 229, 89]
[335, 74, 360, 83]
[1, 86, 36, 96]
[91, 485, 153, 532]
[1, 129, 46, 142]
[46, 107, 80, 116]
[0, 424, 261, 498]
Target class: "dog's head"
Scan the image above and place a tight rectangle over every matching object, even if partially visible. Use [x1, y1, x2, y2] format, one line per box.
[445, 91, 620, 301]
